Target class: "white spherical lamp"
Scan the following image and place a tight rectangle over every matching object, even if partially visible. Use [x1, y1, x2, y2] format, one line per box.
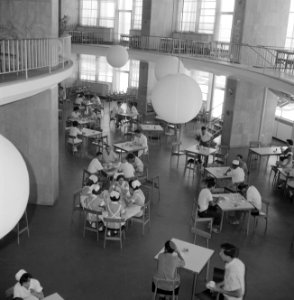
[155, 56, 186, 80]
[0, 135, 29, 239]
[151, 74, 203, 124]
[106, 45, 129, 68]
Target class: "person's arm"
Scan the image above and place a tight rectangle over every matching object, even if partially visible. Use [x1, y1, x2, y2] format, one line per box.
[211, 286, 243, 298]
[224, 168, 231, 175]
[30, 290, 44, 299]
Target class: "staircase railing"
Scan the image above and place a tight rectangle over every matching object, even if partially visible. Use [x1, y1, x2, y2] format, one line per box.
[0, 35, 71, 79]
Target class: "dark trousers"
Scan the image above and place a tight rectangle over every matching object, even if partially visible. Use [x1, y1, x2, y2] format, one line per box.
[198, 206, 221, 226]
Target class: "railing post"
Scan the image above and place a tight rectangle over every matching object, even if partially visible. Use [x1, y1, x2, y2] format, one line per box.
[48, 39, 51, 73]
[24, 40, 28, 79]
[62, 37, 65, 69]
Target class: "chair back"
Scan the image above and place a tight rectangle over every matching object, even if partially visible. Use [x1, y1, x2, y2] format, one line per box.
[153, 276, 179, 300]
[103, 217, 125, 248]
[261, 200, 270, 216]
[82, 169, 92, 187]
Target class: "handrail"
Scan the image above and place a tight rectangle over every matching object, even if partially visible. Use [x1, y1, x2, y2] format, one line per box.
[0, 35, 71, 79]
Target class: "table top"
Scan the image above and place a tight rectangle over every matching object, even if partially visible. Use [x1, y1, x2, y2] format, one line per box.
[185, 145, 217, 156]
[43, 293, 64, 300]
[154, 238, 214, 274]
[81, 128, 102, 138]
[249, 146, 285, 156]
[214, 193, 254, 211]
[113, 141, 146, 153]
[140, 124, 164, 132]
[68, 117, 94, 125]
[205, 166, 231, 179]
[102, 162, 121, 176]
[118, 112, 137, 118]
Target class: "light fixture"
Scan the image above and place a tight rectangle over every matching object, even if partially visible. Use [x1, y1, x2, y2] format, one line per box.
[154, 56, 186, 80]
[106, 45, 129, 68]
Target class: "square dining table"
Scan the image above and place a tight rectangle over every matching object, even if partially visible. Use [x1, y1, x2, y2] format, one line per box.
[185, 145, 217, 166]
[214, 193, 254, 235]
[113, 141, 147, 159]
[154, 238, 214, 300]
[43, 293, 64, 300]
[139, 124, 164, 132]
[205, 166, 232, 187]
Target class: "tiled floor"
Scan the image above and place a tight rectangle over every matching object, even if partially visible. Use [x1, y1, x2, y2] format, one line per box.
[1, 100, 294, 300]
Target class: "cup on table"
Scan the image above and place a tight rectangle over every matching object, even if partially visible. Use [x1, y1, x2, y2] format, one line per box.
[206, 281, 216, 290]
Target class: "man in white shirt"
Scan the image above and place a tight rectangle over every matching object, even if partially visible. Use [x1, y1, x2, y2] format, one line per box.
[224, 160, 245, 188]
[102, 145, 118, 164]
[197, 177, 221, 232]
[118, 158, 135, 179]
[196, 126, 212, 147]
[210, 243, 245, 300]
[126, 153, 144, 174]
[87, 152, 104, 174]
[133, 129, 148, 157]
[14, 269, 44, 300]
[238, 183, 262, 215]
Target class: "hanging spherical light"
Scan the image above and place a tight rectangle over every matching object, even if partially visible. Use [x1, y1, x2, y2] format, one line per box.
[0, 135, 29, 239]
[106, 45, 129, 68]
[154, 56, 186, 80]
[151, 74, 202, 124]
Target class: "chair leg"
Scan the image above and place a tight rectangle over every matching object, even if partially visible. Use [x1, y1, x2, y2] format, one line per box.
[264, 219, 268, 235]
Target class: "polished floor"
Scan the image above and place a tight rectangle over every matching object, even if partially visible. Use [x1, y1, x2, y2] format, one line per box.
[1, 101, 294, 300]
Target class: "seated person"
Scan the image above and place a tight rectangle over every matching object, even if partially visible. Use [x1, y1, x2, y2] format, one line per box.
[276, 139, 293, 168]
[152, 240, 185, 296]
[128, 179, 145, 216]
[105, 191, 126, 233]
[238, 183, 262, 216]
[133, 129, 149, 157]
[110, 102, 119, 121]
[198, 178, 221, 232]
[87, 152, 104, 174]
[196, 126, 212, 147]
[130, 102, 139, 120]
[91, 93, 102, 107]
[224, 160, 245, 190]
[126, 153, 144, 174]
[75, 93, 84, 105]
[102, 145, 119, 164]
[14, 269, 44, 300]
[70, 107, 81, 119]
[236, 154, 249, 178]
[111, 174, 130, 206]
[68, 121, 82, 152]
[118, 158, 135, 179]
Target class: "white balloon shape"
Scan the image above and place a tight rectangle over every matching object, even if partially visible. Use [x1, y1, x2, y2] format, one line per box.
[151, 74, 203, 124]
[0, 135, 29, 239]
[106, 45, 129, 68]
[155, 56, 186, 80]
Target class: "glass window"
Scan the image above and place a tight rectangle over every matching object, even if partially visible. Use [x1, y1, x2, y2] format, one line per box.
[211, 75, 226, 118]
[80, 0, 98, 26]
[221, 0, 235, 12]
[79, 54, 96, 81]
[129, 60, 140, 87]
[132, 0, 143, 30]
[275, 103, 294, 121]
[218, 14, 233, 42]
[178, 0, 198, 32]
[118, 0, 132, 10]
[98, 57, 113, 82]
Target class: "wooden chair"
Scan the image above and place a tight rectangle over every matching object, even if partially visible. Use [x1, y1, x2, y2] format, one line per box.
[251, 200, 270, 234]
[83, 208, 103, 242]
[71, 189, 83, 223]
[141, 175, 160, 203]
[103, 218, 126, 249]
[152, 276, 180, 300]
[170, 142, 185, 167]
[131, 189, 151, 235]
[184, 151, 200, 178]
[67, 134, 83, 155]
[82, 169, 92, 187]
[212, 145, 229, 166]
[16, 209, 30, 245]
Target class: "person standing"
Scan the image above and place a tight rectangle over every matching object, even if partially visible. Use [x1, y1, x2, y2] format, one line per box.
[210, 243, 245, 300]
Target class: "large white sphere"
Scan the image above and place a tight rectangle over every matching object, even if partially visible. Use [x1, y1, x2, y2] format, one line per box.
[155, 56, 186, 80]
[151, 74, 203, 124]
[106, 45, 129, 68]
[0, 135, 29, 239]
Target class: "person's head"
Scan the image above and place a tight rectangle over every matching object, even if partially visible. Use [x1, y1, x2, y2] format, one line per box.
[201, 126, 207, 134]
[238, 183, 248, 195]
[232, 160, 240, 169]
[164, 240, 175, 253]
[19, 273, 32, 288]
[206, 177, 216, 189]
[116, 174, 125, 184]
[110, 190, 120, 202]
[105, 144, 112, 153]
[219, 243, 239, 262]
[126, 153, 135, 163]
[134, 129, 141, 137]
[96, 151, 103, 160]
[236, 154, 243, 162]
[132, 102, 137, 107]
[73, 107, 79, 112]
[129, 179, 141, 191]
[72, 121, 79, 127]
[286, 139, 293, 146]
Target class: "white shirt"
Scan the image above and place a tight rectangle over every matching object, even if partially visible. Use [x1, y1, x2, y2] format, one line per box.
[13, 278, 42, 300]
[224, 258, 245, 300]
[87, 158, 103, 174]
[119, 161, 135, 179]
[228, 167, 245, 184]
[246, 186, 262, 211]
[198, 188, 213, 212]
[134, 156, 144, 173]
[134, 134, 148, 156]
[200, 131, 212, 142]
[69, 126, 82, 137]
[71, 111, 81, 119]
[102, 149, 118, 164]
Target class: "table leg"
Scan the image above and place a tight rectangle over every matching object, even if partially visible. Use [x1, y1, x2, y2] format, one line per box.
[246, 211, 251, 235]
[220, 211, 224, 232]
[191, 273, 198, 300]
[248, 151, 252, 169]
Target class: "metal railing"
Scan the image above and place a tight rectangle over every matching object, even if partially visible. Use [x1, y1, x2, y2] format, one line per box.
[0, 35, 71, 79]
[66, 29, 294, 75]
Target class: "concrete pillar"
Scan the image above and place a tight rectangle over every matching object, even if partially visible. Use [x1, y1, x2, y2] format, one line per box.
[137, 61, 149, 114]
[0, 88, 59, 206]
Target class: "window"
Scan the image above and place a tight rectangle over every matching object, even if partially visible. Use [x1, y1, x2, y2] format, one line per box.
[129, 60, 140, 87]
[132, 0, 143, 30]
[217, 0, 235, 42]
[198, 0, 216, 34]
[286, 0, 294, 49]
[178, 0, 198, 32]
[211, 75, 226, 118]
[81, 0, 98, 26]
[97, 57, 113, 82]
[79, 54, 96, 81]
[99, 0, 116, 27]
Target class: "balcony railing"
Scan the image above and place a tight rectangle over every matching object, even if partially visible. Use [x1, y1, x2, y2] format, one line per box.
[0, 35, 71, 79]
[67, 29, 294, 77]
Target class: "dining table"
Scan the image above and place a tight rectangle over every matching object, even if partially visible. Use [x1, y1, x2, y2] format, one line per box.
[214, 193, 254, 235]
[113, 141, 147, 159]
[185, 144, 217, 167]
[43, 293, 64, 300]
[154, 238, 214, 300]
[204, 166, 232, 187]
